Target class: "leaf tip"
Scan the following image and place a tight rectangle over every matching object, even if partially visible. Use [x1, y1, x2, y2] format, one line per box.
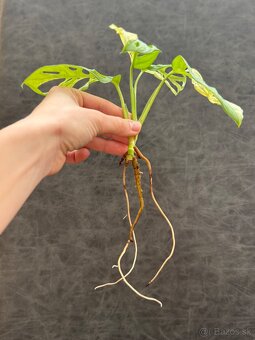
[236, 111, 244, 128]
[109, 23, 118, 31]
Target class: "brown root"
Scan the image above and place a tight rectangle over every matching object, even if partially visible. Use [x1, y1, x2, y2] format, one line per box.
[134, 146, 176, 286]
[129, 156, 144, 241]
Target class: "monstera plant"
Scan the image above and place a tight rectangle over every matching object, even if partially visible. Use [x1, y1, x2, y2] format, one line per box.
[22, 24, 243, 307]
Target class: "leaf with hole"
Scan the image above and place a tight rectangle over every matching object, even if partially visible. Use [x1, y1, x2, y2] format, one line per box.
[21, 64, 121, 96]
[146, 64, 186, 95]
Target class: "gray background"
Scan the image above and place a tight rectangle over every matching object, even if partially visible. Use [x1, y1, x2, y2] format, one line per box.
[0, 0, 255, 339]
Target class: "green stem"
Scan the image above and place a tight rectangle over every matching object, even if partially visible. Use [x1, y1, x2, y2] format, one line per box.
[114, 83, 129, 119]
[127, 136, 136, 160]
[114, 82, 135, 161]
[139, 78, 165, 125]
[134, 71, 143, 101]
[126, 72, 144, 160]
[126, 61, 139, 160]
[129, 64, 136, 120]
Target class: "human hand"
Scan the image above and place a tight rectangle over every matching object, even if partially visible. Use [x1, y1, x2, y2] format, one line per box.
[29, 86, 141, 175]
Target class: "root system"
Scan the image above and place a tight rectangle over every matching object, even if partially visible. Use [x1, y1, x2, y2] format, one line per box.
[94, 147, 175, 307]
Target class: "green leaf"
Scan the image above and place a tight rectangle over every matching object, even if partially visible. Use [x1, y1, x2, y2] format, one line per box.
[146, 63, 186, 95]
[109, 24, 138, 62]
[171, 55, 188, 73]
[21, 64, 121, 96]
[122, 39, 161, 70]
[166, 73, 187, 95]
[148, 64, 172, 72]
[122, 39, 159, 55]
[110, 24, 161, 69]
[171, 55, 243, 127]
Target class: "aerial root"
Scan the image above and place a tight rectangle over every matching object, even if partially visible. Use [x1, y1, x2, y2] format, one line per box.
[134, 146, 176, 286]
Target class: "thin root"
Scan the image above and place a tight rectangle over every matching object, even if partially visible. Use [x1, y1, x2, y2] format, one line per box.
[117, 234, 162, 308]
[94, 230, 138, 290]
[94, 159, 136, 290]
[135, 146, 176, 286]
[95, 155, 162, 307]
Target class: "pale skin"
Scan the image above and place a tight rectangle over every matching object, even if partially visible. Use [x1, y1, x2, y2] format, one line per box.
[0, 86, 141, 233]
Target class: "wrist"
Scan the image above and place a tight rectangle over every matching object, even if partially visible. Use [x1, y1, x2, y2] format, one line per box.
[22, 113, 62, 178]
[0, 115, 61, 231]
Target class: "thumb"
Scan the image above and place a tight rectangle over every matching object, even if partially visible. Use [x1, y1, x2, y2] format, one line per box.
[95, 112, 142, 137]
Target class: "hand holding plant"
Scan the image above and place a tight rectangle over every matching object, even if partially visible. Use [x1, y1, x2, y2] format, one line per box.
[23, 24, 243, 307]
[30, 87, 141, 175]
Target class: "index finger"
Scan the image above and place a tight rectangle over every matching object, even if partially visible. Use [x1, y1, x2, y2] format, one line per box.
[73, 88, 126, 118]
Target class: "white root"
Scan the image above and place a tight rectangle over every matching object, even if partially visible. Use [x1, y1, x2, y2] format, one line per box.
[135, 147, 176, 286]
[94, 158, 163, 307]
[117, 232, 163, 308]
[94, 160, 136, 291]
[94, 230, 138, 290]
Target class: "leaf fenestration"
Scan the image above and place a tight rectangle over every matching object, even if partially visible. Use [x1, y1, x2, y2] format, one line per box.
[146, 64, 186, 95]
[21, 64, 121, 96]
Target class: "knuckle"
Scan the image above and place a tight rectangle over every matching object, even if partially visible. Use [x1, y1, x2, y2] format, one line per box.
[111, 116, 126, 134]
[119, 117, 128, 131]
[89, 110, 103, 135]
[70, 87, 83, 106]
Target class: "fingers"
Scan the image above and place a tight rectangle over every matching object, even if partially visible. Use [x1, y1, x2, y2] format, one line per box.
[72, 89, 125, 117]
[45, 86, 81, 107]
[89, 109, 141, 137]
[65, 137, 127, 164]
[86, 137, 128, 156]
[66, 148, 90, 164]
[46, 87, 126, 118]
[100, 134, 128, 145]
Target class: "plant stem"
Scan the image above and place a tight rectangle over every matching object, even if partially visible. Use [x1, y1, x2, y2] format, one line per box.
[129, 64, 136, 120]
[126, 62, 139, 160]
[114, 82, 136, 160]
[134, 70, 143, 102]
[114, 83, 129, 119]
[127, 136, 136, 160]
[139, 78, 165, 125]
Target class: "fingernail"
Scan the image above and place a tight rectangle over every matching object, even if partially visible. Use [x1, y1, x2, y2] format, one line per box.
[130, 121, 141, 132]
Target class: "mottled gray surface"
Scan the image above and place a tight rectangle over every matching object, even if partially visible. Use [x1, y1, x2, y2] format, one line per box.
[0, 0, 255, 339]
